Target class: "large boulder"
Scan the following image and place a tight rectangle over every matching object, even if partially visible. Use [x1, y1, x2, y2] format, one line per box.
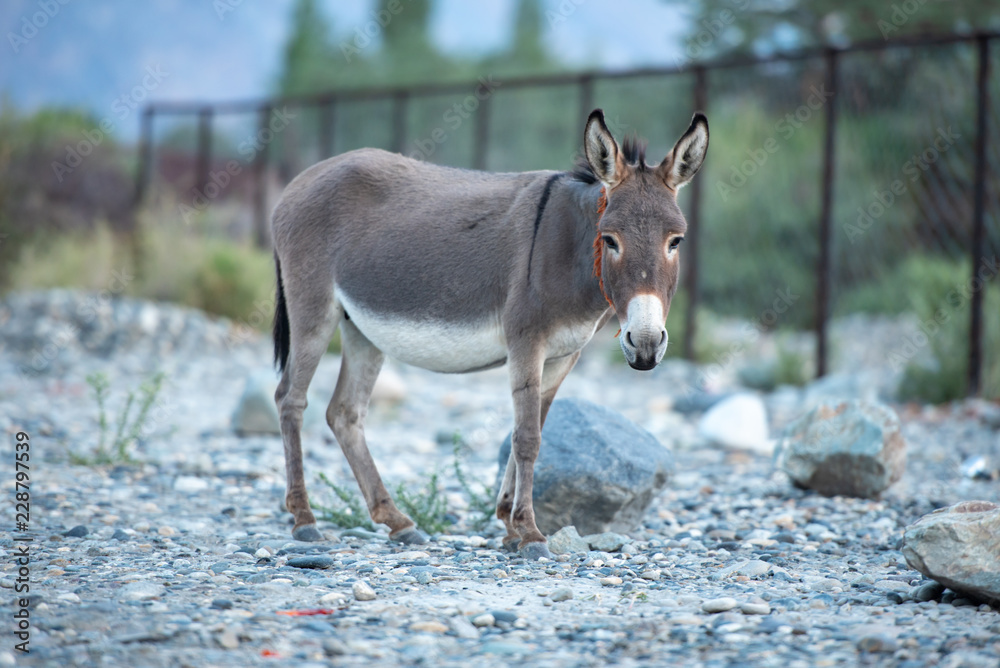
[773, 400, 905, 498]
[697, 393, 771, 454]
[902, 501, 1000, 604]
[495, 398, 673, 536]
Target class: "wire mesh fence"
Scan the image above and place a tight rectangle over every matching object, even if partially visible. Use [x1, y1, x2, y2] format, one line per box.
[135, 32, 999, 396]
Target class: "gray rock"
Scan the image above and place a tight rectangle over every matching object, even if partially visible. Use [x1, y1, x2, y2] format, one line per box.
[231, 370, 324, 436]
[902, 501, 1000, 605]
[448, 615, 480, 639]
[549, 587, 573, 602]
[495, 399, 673, 536]
[773, 400, 905, 498]
[287, 556, 335, 570]
[547, 526, 590, 555]
[702, 597, 738, 613]
[118, 582, 164, 601]
[697, 393, 771, 454]
[111, 529, 131, 541]
[63, 525, 88, 538]
[584, 532, 630, 553]
[352, 581, 376, 601]
[672, 391, 734, 415]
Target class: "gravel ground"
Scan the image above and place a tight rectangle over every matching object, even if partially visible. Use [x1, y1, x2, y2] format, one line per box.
[1, 293, 999, 667]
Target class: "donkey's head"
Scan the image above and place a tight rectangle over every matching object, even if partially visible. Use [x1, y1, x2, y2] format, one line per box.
[584, 109, 709, 371]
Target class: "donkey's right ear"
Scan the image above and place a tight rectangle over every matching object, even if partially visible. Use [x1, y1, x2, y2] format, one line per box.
[584, 109, 624, 189]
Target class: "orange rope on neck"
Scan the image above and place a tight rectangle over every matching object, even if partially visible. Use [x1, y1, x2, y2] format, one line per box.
[592, 186, 614, 312]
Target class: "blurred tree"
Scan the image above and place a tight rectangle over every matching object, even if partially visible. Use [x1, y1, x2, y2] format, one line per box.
[679, 0, 1000, 58]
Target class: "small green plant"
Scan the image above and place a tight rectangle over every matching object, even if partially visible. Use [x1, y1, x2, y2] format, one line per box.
[451, 434, 496, 531]
[312, 472, 375, 531]
[395, 472, 450, 535]
[77, 371, 165, 465]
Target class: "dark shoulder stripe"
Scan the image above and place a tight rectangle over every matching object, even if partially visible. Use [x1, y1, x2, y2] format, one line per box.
[527, 173, 563, 278]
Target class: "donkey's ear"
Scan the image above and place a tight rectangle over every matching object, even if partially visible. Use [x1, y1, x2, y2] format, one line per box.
[584, 109, 625, 188]
[657, 112, 709, 190]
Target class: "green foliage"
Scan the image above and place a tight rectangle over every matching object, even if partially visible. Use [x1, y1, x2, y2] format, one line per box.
[312, 472, 375, 531]
[76, 372, 165, 465]
[188, 244, 273, 322]
[451, 434, 496, 531]
[395, 473, 451, 535]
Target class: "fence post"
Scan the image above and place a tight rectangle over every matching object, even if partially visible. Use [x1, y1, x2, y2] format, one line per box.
[195, 107, 213, 194]
[968, 34, 991, 395]
[319, 98, 336, 160]
[683, 66, 707, 361]
[473, 89, 491, 170]
[253, 105, 272, 249]
[392, 91, 409, 154]
[133, 106, 154, 206]
[815, 49, 839, 379]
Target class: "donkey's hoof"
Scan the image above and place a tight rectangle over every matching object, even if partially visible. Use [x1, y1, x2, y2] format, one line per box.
[502, 538, 521, 553]
[391, 527, 428, 545]
[292, 524, 324, 542]
[519, 541, 552, 561]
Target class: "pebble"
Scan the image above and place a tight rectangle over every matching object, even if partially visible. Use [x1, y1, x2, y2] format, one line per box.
[471, 613, 495, 628]
[287, 556, 335, 570]
[550, 588, 573, 602]
[410, 621, 449, 633]
[600, 576, 623, 586]
[449, 615, 480, 639]
[319, 592, 347, 605]
[702, 598, 739, 613]
[857, 633, 898, 653]
[118, 582, 164, 601]
[352, 582, 377, 601]
[62, 525, 88, 538]
[740, 602, 771, 615]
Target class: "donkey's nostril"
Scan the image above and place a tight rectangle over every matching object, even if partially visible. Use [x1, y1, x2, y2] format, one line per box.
[659, 330, 666, 345]
[626, 331, 635, 348]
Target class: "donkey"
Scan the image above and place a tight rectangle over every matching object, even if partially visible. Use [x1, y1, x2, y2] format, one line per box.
[271, 109, 708, 559]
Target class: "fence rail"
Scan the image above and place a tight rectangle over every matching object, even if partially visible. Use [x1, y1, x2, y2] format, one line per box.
[135, 31, 1000, 395]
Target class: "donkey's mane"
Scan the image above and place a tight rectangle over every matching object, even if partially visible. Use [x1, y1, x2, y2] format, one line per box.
[569, 135, 649, 184]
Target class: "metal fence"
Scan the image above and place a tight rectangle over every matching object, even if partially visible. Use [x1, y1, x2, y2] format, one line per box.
[135, 31, 999, 395]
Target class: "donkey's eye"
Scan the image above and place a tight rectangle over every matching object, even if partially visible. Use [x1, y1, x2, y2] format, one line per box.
[669, 237, 684, 250]
[603, 236, 619, 252]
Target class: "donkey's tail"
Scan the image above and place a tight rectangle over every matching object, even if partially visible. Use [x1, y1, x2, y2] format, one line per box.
[273, 254, 291, 373]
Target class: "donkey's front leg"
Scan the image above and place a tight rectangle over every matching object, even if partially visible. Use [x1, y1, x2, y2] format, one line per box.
[506, 349, 551, 560]
[497, 352, 580, 553]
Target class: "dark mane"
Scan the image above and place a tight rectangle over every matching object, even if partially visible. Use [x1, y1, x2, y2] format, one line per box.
[569, 134, 649, 184]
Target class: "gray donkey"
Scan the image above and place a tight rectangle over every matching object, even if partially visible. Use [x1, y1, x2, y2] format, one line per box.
[272, 109, 708, 559]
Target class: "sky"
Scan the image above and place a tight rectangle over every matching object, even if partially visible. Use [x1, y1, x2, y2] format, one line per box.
[0, 0, 688, 139]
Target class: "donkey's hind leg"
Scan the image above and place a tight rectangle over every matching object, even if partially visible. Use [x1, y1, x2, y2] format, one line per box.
[276, 297, 342, 542]
[328, 320, 426, 545]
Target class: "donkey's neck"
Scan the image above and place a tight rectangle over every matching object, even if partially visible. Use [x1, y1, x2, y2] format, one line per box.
[544, 176, 614, 321]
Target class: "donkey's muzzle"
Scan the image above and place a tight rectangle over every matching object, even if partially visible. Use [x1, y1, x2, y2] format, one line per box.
[621, 327, 668, 371]
[621, 295, 669, 371]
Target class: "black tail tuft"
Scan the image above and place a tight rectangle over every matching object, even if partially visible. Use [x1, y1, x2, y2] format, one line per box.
[273, 254, 290, 373]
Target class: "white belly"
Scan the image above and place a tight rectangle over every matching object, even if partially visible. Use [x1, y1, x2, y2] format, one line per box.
[337, 290, 508, 373]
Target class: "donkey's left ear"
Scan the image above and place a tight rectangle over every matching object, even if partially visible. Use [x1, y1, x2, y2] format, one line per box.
[657, 113, 709, 190]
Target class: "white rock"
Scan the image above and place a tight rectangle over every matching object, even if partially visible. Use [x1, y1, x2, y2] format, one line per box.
[471, 613, 495, 627]
[173, 476, 209, 493]
[702, 597, 738, 613]
[698, 394, 772, 454]
[352, 581, 376, 601]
